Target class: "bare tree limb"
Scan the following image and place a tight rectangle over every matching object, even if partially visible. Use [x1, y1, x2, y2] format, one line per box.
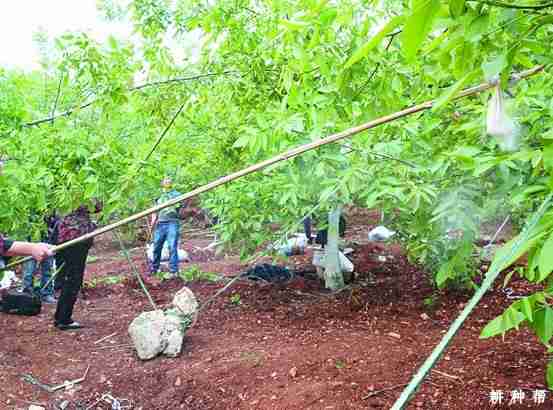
[467, 0, 553, 9]
[24, 71, 239, 127]
[353, 34, 397, 99]
[49, 72, 64, 125]
[137, 101, 188, 172]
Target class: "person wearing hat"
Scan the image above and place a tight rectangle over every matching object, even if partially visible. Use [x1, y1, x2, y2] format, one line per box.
[150, 177, 183, 276]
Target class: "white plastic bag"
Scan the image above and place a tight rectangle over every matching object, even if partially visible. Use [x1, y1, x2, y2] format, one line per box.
[312, 250, 354, 273]
[278, 234, 307, 256]
[368, 226, 396, 242]
[146, 243, 190, 263]
[486, 84, 519, 151]
[0, 271, 17, 290]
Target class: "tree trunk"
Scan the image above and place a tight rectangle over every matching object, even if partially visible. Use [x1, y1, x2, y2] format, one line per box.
[324, 205, 345, 290]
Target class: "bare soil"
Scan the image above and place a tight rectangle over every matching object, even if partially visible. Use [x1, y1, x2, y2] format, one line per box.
[1, 212, 550, 410]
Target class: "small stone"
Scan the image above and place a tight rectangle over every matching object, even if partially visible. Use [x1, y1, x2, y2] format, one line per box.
[289, 367, 298, 378]
[271, 372, 277, 378]
[271, 395, 277, 400]
[28, 405, 45, 410]
[420, 313, 430, 321]
[99, 375, 107, 383]
[387, 332, 401, 339]
[172, 287, 199, 316]
[175, 377, 182, 387]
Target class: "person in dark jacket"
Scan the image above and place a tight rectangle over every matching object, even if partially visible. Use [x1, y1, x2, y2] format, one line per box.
[53, 202, 101, 331]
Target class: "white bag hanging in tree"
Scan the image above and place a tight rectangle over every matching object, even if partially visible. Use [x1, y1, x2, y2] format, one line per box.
[486, 82, 519, 151]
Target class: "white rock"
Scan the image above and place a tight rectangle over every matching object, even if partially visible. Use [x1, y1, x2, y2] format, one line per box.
[146, 243, 189, 263]
[172, 287, 199, 316]
[128, 310, 168, 360]
[28, 406, 45, 410]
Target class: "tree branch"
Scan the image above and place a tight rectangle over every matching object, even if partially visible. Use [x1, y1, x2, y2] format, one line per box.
[353, 34, 397, 98]
[132, 70, 240, 91]
[24, 71, 239, 127]
[137, 101, 187, 172]
[49, 72, 64, 125]
[467, 0, 553, 10]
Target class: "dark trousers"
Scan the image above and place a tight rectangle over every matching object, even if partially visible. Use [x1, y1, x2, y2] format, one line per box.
[54, 240, 92, 325]
[303, 217, 312, 242]
[305, 215, 347, 248]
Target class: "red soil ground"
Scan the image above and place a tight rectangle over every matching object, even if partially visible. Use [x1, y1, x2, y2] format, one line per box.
[1, 211, 550, 410]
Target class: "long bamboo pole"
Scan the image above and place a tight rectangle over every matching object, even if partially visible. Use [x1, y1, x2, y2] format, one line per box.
[4, 65, 544, 270]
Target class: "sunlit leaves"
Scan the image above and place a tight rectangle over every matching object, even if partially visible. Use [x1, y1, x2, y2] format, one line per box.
[344, 16, 404, 69]
[449, 0, 466, 18]
[401, 0, 441, 62]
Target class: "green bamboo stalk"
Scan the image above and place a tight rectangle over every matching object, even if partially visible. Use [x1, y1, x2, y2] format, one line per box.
[391, 193, 553, 410]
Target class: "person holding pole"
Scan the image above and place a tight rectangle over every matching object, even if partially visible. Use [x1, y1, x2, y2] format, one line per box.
[0, 236, 52, 261]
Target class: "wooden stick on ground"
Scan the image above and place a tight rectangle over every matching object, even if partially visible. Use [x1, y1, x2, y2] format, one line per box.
[362, 383, 408, 400]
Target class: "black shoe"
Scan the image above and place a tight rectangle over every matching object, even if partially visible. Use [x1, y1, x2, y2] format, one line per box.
[55, 321, 84, 331]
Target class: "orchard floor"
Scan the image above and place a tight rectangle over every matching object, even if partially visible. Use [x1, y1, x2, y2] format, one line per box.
[1, 220, 551, 410]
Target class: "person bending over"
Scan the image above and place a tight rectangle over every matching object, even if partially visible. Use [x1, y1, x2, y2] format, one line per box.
[53, 202, 101, 331]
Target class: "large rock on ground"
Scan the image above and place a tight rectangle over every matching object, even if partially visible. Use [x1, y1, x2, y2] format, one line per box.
[172, 286, 199, 316]
[130, 287, 198, 360]
[128, 310, 168, 360]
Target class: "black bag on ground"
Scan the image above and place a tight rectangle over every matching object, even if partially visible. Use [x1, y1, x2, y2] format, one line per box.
[1, 290, 42, 316]
[242, 264, 292, 283]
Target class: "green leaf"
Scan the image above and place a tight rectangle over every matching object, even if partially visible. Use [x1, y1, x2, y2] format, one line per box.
[466, 15, 489, 42]
[232, 134, 250, 148]
[449, 0, 466, 18]
[489, 232, 546, 275]
[401, 0, 441, 62]
[480, 305, 525, 338]
[482, 55, 507, 81]
[279, 19, 309, 31]
[432, 69, 478, 111]
[517, 297, 534, 322]
[543, 145, 553, 172]
[344, 16, 404, 69]
[436, 261, 454, 287]
[532, 307, 553, 345]
[538, 233, 553, 282]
